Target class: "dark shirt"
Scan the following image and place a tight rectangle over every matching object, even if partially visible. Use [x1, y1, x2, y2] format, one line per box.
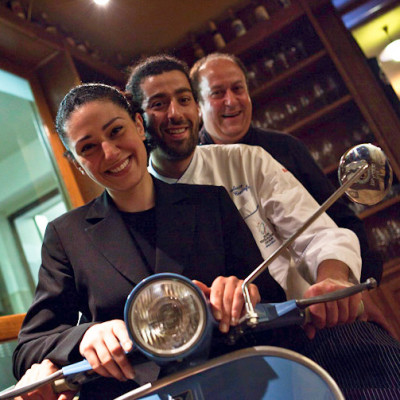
[199, 125, 382, 283]
[121, 208, 157, 272]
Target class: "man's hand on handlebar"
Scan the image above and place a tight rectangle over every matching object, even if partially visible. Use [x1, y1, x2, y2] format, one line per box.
[303, 259, 362, 339]
[193, 276, 260, 333]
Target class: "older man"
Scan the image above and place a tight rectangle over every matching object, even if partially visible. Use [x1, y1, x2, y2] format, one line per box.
[189, 52, 382, 285]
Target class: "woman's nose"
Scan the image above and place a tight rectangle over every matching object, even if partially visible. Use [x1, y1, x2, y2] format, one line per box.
[101, 141, 119, 159]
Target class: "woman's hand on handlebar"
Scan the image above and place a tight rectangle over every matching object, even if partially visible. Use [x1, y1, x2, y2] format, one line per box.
[193, 276, 260, 333]
[79, 319, 135, 382]
[14, 359, 76, 400]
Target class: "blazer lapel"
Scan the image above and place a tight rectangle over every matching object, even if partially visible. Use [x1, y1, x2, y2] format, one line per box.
[153, 179, 196, 274]
[84, 193, 151, 285]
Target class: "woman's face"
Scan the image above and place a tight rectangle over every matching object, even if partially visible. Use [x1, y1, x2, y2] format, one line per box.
[65, 100, 149, 197]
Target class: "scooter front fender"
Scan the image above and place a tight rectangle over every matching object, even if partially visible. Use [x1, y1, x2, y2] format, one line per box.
[114, 346, 344, 400]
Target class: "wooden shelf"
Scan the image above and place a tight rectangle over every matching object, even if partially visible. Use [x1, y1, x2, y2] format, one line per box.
[0, 4, 124, 84]
[251, 49, 328, 100]
[383, 257, 400, 272]
[67, 44, 126, 85]
[323, 162, 339, 175]
[223, 2, 305, 57]
[0, 6, 62, 69]
[286, 94, 353, 134]
[358, 195, 400, 220]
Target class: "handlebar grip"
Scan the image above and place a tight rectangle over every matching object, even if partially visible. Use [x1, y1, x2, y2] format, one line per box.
[304, 300, 365, 324]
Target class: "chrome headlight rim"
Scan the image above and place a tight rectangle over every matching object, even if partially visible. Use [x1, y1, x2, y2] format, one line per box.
[124, 273, 209, 361]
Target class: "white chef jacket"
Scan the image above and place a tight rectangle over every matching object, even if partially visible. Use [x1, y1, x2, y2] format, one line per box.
[149, 144, 361, 298]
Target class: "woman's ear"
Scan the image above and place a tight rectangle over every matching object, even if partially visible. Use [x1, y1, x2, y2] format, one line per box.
[64, 150, 85, 175]
[134, 113, 146, 141]
[73, 160, 85, 175]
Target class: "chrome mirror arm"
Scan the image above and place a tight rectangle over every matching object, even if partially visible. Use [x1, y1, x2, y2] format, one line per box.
[242, 162, 369, 325]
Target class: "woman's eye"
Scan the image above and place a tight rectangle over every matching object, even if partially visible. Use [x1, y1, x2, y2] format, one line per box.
[80, 143, 95, 155]
[111, 125, 123, 136]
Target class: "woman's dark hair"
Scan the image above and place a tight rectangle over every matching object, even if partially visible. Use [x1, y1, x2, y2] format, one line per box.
[55, 83, 144, 155]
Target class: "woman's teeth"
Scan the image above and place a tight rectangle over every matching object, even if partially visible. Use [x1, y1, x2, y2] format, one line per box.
[109, 158, 129, 173]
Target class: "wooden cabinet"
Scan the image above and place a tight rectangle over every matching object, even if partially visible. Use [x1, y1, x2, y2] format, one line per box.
[0, 4, 126, 206]
[178, 0, 400, 335]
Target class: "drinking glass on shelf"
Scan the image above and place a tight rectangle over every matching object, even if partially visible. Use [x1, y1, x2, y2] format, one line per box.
[371, 226, 391, 262]
[350, 127, 364, 145]
[295, 93, 311, 120]
[261, 57, 276, 80]
[325, 75, 340, 103]
[321, 139, 336, 166]
[247, 64, 260, 90]
[349, 202, 366, 214]
[285, 44, 300, 67]
[312, 81, 326, 106]
[274, 50, 290, 73]
[265, 107, 286, 130]
[360, 121, 376, 142]
[386, 219, 400, 258]
[292, 38, 308, 59]
[310, 148, 323, 169]
[284, 101, 298, 125]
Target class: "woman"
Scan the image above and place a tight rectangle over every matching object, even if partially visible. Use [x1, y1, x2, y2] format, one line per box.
[12, 83, 285, 399]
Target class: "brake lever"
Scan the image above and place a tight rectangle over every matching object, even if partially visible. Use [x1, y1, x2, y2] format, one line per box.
[295, 278, 377, 309]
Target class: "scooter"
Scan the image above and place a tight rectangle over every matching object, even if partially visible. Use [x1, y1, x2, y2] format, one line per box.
[0, 143, 393, 400]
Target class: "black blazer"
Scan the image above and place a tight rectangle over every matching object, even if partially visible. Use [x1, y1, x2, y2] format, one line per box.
[13, 178, 284, 391]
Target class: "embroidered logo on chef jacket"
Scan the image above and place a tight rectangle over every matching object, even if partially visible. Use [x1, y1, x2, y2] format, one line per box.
[233, 189, 278, 251]
[230, 183, 251, 196]
[257, 221, 277, 248]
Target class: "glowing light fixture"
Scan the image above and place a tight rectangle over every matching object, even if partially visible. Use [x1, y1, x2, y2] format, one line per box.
[94, 0, 110, 5]
[379, 26, 400, 62]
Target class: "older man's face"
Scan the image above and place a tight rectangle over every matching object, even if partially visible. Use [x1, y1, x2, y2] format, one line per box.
[198, 58, 252, 144]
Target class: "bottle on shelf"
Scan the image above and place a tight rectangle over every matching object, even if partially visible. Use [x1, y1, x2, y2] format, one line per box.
[38, 12, 59, 35]
[7, 0, 26, 19]
[246, 64, 260, 91]
[189, 33, 206, 60]
[251, 1, 270, 23]
[291, 38, 308, 59]
[278, 0, 291, 8]
[261, 57, 276, 80]
[386, 219, 400, 258]
[208, 20, 226, 50]
[227, 8, 247, 38]
[274, 48, 290, 72]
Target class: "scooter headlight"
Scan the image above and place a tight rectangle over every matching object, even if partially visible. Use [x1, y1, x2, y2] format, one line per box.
[124, 274, 207, 360]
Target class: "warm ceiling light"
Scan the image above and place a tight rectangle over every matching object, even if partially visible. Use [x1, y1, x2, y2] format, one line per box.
[379, 26, 400, 63]
[94, 0, 110, 5]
